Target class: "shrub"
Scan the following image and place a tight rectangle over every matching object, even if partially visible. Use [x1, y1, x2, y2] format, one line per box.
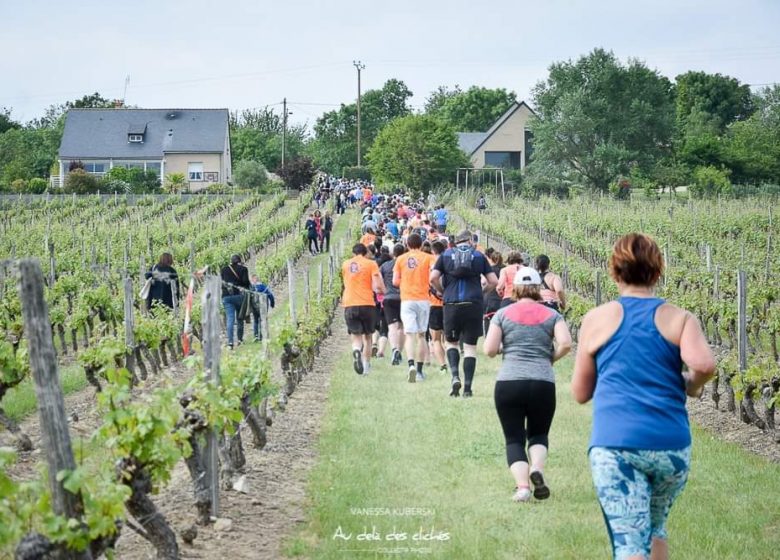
[342, 166, 371, 181]
[233, 160, 268, 189]
[690, 166, 732, 198]
[28, 178, 48, 194]
[609, 176, 632, 199]
[11, 179, 27, 193]
[63, 169, 100, 194]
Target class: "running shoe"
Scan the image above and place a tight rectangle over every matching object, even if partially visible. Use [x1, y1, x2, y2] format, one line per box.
[530, 471, 550, 500]
[416, 372, 425, 382]
[450, 377, 461, 397]
[408, 365, 416, 383]
[371, 345, 378, 357]
[463, 389, 473, 398]
[512, 487, 531, 503]
[391, 349, 403, 366]
[353, 350, 364, 375]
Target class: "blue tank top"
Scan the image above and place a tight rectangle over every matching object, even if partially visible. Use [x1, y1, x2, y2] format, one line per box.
[590, 297, 690, 450]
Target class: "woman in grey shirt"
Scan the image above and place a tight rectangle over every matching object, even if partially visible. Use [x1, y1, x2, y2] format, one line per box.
[484, 266, 572, 502]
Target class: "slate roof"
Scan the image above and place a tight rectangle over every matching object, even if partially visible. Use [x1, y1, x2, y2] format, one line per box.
[59, 108, 229, 159]
[457, 132, 489, 155]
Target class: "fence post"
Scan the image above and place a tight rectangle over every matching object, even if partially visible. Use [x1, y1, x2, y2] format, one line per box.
[329, 255, 335, 292]
[705, 244, 712, 272]
[318, 262, 324, 300]
[201, 275, 222, 518]
[287, 259, 297, 325]
[48, 241, 56, 288]
[258, 293, 270, 357]
[19, 260, 92, 560]
[713, 265, 720, 299]
[124, 277, 135, 376]
[737, 270, 748, 374]
[304, 269, 311, 312]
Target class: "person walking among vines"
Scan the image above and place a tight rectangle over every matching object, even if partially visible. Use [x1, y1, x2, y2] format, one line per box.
[484, 266, 572, 502]
[144, 252, 180, 311]
[221, 254, 251, 349]
[535, 255, 566, 311]
[305, 212, 320, 255]
[571, 233, 716, 560]
[322, 211, 334, 253]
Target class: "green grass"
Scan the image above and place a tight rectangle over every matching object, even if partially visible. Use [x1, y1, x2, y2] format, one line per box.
[284, 353, 780, 559]
[3, 364, 87, 421]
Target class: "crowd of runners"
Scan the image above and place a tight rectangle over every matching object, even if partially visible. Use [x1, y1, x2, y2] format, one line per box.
[330, 176, 716, 560]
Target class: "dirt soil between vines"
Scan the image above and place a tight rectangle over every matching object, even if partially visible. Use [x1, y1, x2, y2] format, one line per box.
[112, 308, 348, 560]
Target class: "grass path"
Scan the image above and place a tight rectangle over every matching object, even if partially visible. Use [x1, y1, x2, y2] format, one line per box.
[285, 350, 780, 559]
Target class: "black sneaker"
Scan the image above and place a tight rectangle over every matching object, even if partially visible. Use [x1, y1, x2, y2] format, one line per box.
[463, 389, 473, 398]
[371, 345, 378, 358]
[450, 377, 461, 397]
[353, 350, 364, 375]
[530, 471, 550, 500]
[391, 349, 402, 366]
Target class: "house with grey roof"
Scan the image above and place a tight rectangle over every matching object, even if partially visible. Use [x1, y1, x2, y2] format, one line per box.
[456, 101, 535, 170]
[54, 108, 232, 190]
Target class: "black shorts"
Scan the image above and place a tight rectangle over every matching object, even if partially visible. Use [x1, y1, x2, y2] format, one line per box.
[443, 302, 484, 345]
[383, 299, 402, 325]
[345, 306, 377, 335]
[428, 306, 444, 331]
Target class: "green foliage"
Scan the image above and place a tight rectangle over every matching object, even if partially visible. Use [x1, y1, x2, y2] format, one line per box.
[164, 172, 186, 194]
[530, 48, 675, 191]
[0, 107, 20, 134]
[63, 169, 99, 194]
[100, 167, 159, 194]
[310, 79, 413, 173]
[27, 177, 48, 194]
[0, 126, 62, 188]
[427, 85, 517, 132]
[230, 107, 306, 171]
[367, 114, 468, 193]
[233, 160, 269, 189]
[341, 166, 371, 181]
[690, 165, 732, 198]
[675, 71, 754, 134]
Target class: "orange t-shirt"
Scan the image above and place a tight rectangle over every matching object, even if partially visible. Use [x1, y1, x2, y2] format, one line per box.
[360, 233, 376, 248]
[342, 256, 379, 307]
[393, 250, 434, 301]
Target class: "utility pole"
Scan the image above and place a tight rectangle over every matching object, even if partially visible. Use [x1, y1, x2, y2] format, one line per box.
[353, 60, 365, 167]
[281, 97, 287, 170]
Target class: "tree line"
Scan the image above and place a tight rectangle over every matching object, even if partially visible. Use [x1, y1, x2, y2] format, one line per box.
[2, 48, 779, 196]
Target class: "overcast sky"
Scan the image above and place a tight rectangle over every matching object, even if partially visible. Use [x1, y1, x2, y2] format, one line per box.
[2, 0, 778, 129]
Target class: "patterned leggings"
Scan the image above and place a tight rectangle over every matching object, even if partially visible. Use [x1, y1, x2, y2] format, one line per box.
[589, 446, 691, 560]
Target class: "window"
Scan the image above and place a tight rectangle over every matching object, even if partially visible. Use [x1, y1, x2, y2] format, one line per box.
[128, 134, 144, 143]
[145, 162, 161, 175]
[83, 162, 106, 173]
[114, 162, 144, 170]
[484, 151, 522, 169]
[188, 162, 204, 181]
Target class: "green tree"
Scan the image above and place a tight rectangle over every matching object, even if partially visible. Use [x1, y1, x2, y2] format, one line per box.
[63, 169, 100, 193]
[430, 86, 517, 132]
[367, 114, 468, 193]
[0, 127, 62, 187]
[163, 173, 186, 194]
[424, 85, 462, 115]
[675, 71, 754, 133]
[310, 79, 413, 173]
[230, 107, 306, 170]
[530, 49, 675, 191]
[0, 107, 20, 134]
[690, 165, 732, 198]
[233, 160, 268, 189]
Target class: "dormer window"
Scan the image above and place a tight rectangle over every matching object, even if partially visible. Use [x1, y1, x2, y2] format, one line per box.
[127, 122, 147, 143]
[128, 134, 144, 143]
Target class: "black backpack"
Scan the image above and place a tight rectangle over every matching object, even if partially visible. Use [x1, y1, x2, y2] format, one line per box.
[450, 245, 475, 278]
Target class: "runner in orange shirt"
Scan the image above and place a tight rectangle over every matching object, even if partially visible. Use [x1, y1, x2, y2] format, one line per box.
[393, 232, 435, 383]
[342, 243, 385, 375]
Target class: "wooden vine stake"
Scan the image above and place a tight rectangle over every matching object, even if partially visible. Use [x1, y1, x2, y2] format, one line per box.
[19, 260, 92, 560]
[201, 275, 222, 518]
[287, 259, 297, 326]
[738, 271, 748, 375]
[123, 277, 135, 378]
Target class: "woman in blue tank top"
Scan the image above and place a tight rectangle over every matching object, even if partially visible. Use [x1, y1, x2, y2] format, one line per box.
[572, 233, 715, 560]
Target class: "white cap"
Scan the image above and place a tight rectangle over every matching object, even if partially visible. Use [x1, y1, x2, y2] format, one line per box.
[513, 266, 542, 286]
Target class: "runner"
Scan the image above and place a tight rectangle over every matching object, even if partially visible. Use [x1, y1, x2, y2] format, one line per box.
[484, 266, 572, 502]
[428, 240, 448, 374]
[430, 230, 498, 397]
[496, 251, 524, 308]
[380, 243, 406, 366]
[433, 204, 449, 234]
[342, 243, 386, 375]
[393, 232, 435, 383]
[535, 255, 567, 311]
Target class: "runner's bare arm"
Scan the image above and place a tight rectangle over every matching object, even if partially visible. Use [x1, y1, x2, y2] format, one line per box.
[429, 269, 444, 293]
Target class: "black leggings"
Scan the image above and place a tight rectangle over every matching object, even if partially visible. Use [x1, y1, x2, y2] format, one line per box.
[494, 380, 556, 465]
[308, 236, 319, 253]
